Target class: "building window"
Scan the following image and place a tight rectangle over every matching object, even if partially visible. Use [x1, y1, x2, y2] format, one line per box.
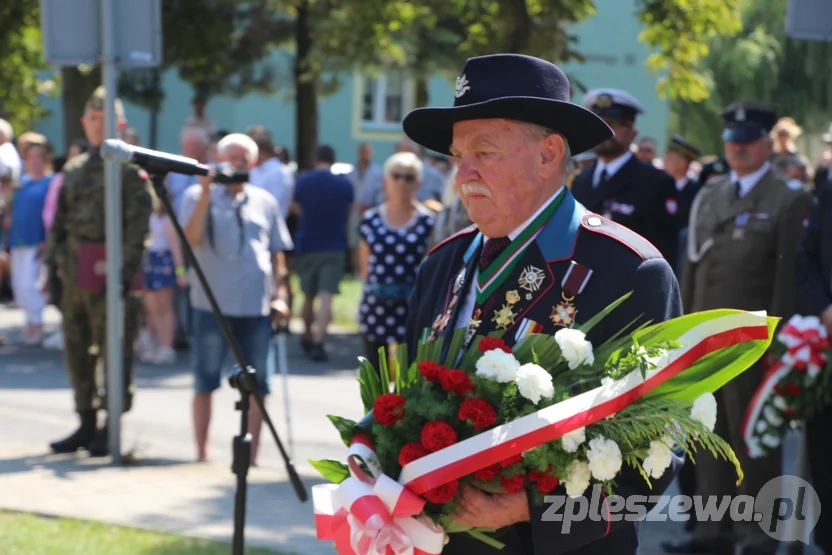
[360, 71, 409, 129]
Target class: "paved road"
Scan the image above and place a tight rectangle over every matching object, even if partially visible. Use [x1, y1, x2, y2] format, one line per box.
[0, 304, 820, 555]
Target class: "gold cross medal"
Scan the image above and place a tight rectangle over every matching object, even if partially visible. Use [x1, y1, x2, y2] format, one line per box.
[551, 261, 594, 328]
[550, 294, 577, 327]
[492, 290, 521, 330]
[466, 308, 482, 344]
[517, 266, 545, 300]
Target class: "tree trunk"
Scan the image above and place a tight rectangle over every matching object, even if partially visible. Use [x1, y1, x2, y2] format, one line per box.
[61, 66, 101, 150]
[294, 0, 317, 173]
[415, 77, 429, 109]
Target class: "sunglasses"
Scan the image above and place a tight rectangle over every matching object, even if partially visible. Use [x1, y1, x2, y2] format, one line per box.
[391, 172, 417, 183]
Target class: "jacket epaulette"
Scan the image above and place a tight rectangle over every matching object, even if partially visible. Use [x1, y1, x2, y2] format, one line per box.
[580, 213, 662, 261]
[428, 223, 478, 256]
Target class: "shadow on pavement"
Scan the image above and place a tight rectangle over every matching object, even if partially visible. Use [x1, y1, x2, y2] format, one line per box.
[0, 451, 191, 480]
[0, 332, 365, 392]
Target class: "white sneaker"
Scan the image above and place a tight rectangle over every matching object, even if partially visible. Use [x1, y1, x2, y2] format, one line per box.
[152, 346, 177, 365]
[43, 332, 64, 350]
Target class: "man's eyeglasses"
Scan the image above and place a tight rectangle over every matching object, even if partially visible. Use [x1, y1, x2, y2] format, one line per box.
[391, 172, 417, 184]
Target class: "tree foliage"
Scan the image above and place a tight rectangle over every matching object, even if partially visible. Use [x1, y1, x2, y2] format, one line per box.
[0, 0, 56, 134]
[670, 0, 832, 155]
[119, 0, 294, 112]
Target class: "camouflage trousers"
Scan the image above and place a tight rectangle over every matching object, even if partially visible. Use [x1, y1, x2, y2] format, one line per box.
[61, 291, 140, 413]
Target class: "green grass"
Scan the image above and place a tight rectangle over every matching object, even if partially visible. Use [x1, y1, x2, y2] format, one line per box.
[290, 274, 362, 331]
[0, 511, 289, 555]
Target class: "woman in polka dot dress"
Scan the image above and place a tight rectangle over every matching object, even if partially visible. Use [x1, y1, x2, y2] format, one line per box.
[358, 152, 436, 373]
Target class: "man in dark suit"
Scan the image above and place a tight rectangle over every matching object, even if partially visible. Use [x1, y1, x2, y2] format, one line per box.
[402, 53, 684, 555]
[663, 135, 703, 278]
[570, 88, 679, 263]
[795, 178, 832, 555]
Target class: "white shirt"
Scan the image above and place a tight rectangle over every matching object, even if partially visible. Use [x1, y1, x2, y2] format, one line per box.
[592, 151, 633, 187]
[249, 157, 294, 219]
[730, 161, 771, 198]
[675, 177, 688, 192]
[455, 188, 564, 329]
[0, 142, 22, 184]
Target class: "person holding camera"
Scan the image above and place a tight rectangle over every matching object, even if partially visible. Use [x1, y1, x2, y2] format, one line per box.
[180, 132, 292, 465]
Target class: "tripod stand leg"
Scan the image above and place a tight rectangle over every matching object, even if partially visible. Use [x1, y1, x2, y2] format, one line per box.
[232, 396, 252, 555]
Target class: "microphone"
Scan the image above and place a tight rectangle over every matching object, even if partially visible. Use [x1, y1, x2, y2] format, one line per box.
[101, 139, 211, 176]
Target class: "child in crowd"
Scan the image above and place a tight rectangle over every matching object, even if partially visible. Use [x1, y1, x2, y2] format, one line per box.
[138, 201, 187, 364]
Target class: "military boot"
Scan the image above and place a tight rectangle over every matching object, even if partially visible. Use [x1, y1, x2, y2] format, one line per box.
[49, 410, 97, 453]
[87, 423, 110, 457]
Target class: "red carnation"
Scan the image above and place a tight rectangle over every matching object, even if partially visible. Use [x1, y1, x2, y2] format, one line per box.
[399, 442, 428, 467]
[440, 369, 476, 396]
[774, 384, 785, 396]
[373, 393, 407, 426]
[479, 337, 512, 354]
[458, 398, 497, 430]
[786, 382, 801, 396]
[500, 473, 526, 493]
[422, 479, 460, 504]
[420, 421, 458, 452]
[500, 454, 524, 468]
[529, 467, 560, 494]
[418, 361, 445, 383]
[474, 464, 502, 481]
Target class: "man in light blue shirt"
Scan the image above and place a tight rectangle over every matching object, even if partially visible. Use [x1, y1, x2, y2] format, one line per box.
[179, 132, 292, 465]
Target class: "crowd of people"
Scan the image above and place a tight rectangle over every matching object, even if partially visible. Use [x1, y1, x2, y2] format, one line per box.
[2, 69, 832, 554]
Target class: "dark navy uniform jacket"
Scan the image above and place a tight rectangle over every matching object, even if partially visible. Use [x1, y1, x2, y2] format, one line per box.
[796, 180, 832, 315]
[676, 177, 702, 229]
[405, 188, 684, 555]
[571, 155, 679, 264]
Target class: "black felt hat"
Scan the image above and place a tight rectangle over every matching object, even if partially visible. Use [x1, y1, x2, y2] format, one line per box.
[402, 54, 613, 156]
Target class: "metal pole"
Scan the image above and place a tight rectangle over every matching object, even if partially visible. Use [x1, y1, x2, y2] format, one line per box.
[101, 0, 123, 465]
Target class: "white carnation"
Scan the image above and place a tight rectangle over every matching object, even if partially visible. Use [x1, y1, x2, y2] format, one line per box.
[642, 438, 673, 479]
[691, 393, 717, 432]
[755, 420, 768, 433]
[555, 328, 595, 370]
[761, 433, 781, 448]
[475, 349, 520, 383]
[585, 436, 622, 481]
[772, 396, 788, 411]
[561, 427, 586, 453]
[564, 460, 592, 498]
[764, 406, 783, 427]
[515, 363, 555, 405]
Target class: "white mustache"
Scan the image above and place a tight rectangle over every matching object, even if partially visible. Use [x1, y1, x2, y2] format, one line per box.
[461, 182, 492, 198]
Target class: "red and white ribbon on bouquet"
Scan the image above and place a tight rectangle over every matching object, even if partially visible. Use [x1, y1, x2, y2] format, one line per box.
[742, 315, 829, 459]
[313, 436, 446, 555]
[779, 315, 829, 377]
[313, 310, 771, 553]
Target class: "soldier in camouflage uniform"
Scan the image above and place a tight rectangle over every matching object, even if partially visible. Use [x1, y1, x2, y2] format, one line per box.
[45, 87, 154, 457]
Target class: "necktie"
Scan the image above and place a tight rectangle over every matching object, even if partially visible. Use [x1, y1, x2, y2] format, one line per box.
[733, 181, 742, 199]
[479, 237, 511, 271]
[595, 169, 608, 188]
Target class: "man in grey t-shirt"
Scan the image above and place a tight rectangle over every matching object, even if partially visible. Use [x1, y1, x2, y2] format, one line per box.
[180, 132, 292, 465]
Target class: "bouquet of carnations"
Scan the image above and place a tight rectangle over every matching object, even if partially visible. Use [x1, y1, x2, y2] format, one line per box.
[312, 293, 778, 554]
[743, 315, 832, 458]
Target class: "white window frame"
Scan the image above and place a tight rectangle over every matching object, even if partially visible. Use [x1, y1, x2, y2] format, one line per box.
[358, 71, 412, 132]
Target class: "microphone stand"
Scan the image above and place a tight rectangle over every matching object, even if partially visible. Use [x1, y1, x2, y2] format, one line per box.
[144, 170, 307, 555]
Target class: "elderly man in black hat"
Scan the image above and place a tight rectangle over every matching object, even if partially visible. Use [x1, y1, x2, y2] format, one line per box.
[403, 53, 684, 555]
[663, 101, 813, 555]
[570, 88, 680, 264]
